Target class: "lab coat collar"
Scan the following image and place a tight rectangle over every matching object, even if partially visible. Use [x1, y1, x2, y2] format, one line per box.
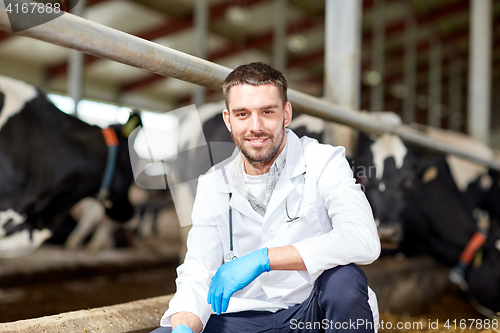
[282, 129, 306, 180]
[264, 129, 306, 219]
[214, 146, 263, 221]
[216, 129, 305, 193]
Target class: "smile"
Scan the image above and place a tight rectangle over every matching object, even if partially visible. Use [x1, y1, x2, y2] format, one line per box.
[247, 138, 268, 147]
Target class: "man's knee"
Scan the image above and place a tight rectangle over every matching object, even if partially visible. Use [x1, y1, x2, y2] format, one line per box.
[315, 264, 368, 306]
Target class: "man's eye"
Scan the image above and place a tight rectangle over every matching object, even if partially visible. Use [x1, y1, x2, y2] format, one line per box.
[264, 110, 272, 114]
[237, 112, 247, 117]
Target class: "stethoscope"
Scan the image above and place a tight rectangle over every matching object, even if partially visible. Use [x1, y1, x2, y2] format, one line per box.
[224, 171, 307, 263]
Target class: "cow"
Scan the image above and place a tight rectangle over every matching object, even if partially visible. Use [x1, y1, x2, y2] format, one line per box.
[352, 114, 500, 315]
[0, 76, 141, 257]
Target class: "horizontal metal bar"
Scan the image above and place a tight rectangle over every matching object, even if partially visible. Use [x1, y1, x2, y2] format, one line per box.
[0, 0, 231, 91]
[287, 90, 500, 169]
[1, 0, 500, 171]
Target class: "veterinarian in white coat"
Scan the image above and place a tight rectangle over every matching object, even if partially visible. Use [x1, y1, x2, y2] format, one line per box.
[157, 62, 381, 333]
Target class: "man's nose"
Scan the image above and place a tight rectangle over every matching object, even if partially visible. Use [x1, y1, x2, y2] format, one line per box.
[249, 114, 264, 133]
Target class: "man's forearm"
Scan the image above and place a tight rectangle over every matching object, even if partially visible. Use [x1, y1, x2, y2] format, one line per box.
[268, 245, 306, 271]
[171, 312, 203, 333]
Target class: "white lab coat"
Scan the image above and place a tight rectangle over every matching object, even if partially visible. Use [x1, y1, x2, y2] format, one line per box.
[161, 129, 381, 330]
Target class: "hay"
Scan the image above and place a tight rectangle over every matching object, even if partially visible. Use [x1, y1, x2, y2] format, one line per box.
[378, 290, 499, 333]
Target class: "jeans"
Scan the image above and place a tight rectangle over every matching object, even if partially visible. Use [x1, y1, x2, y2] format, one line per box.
[152, 263, 374, 333]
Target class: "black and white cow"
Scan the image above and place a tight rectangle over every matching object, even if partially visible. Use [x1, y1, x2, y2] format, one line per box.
[0, 76, 141, 257]
[353, 114, 500, 315]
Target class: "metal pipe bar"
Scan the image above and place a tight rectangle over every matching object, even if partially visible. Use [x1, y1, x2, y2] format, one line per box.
[323, 0, 362, 158]
[428, 40, 442, 128]
[448, 59, 462, 132]
[369, 0, 385, 112]
[468, 0, 492, 144]
[0, 1, 231, 90]
[1, 0, 500, 170]
[192, 0, 208, 106]
[287, 89, 500, 169]
[324, 0, 362, 109]
[273, 0, 286, 72]
[402, 13, 416, 124]
[67, 0, 86, 116]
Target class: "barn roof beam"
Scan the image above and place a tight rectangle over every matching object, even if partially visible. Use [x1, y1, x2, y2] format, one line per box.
[46, 0, 268, 79]
[376, 47, 500, 120]
[258, 24, 471, 85]
[171, 45, 326, 106]
[363, 0, 469, 45]
[362, 0, 471, 101]
[384, 42, 500, 90]
[119, 17, 322, 93]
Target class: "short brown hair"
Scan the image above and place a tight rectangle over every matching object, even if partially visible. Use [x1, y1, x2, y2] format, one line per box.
[223, 62, 288, 108]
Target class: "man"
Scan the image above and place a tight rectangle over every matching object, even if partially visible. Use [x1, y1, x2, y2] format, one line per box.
[155, 62, 380, 333]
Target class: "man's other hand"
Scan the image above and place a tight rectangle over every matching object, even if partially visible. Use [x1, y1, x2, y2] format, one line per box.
[207, 247, 271, 315]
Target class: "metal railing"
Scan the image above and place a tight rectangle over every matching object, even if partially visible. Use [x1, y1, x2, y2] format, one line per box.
[1, 0, 500, 170]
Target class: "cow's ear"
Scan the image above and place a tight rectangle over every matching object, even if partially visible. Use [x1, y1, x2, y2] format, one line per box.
[121, 112, 142, 137]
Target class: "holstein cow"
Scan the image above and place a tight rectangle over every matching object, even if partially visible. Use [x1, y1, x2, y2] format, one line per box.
[353, 114, 500, 315]
[0, 76, 141, 257]
[169, 101, 327, 262]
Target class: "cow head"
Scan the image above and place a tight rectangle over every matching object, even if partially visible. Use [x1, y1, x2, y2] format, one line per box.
[102, 111, 142, 223]
[354, 132, 414, 249]
[465, 169, 500, 222]
[464, 218, 500, 315]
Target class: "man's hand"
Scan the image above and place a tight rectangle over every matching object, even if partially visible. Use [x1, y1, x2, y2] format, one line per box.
[207, 247, 271, 315]
[172, 325, 193, 333]
[171, 312, 202, 333]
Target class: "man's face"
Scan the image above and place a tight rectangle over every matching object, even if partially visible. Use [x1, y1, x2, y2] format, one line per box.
[223, 84, 292, 170]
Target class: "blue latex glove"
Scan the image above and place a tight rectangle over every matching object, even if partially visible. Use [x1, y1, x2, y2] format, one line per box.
[172, 324, 193, 333]
[207, 247, 271, 315]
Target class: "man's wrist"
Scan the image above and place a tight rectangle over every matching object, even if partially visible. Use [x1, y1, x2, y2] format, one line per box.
[267, 246, 307, 271]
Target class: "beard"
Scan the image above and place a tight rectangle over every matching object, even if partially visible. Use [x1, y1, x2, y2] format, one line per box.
[231, 119, 286, 165]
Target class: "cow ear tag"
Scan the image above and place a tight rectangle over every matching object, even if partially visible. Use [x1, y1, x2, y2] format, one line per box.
[422, 165, 438, 184]
[473, 249, 483, 268]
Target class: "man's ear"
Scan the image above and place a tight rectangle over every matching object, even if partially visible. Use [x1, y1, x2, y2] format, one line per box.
[222, 108, 231, 132]
[284, 101, 292, 127]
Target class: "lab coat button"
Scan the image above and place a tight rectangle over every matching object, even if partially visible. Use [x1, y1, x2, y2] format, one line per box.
[267, 231, 276, 239]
